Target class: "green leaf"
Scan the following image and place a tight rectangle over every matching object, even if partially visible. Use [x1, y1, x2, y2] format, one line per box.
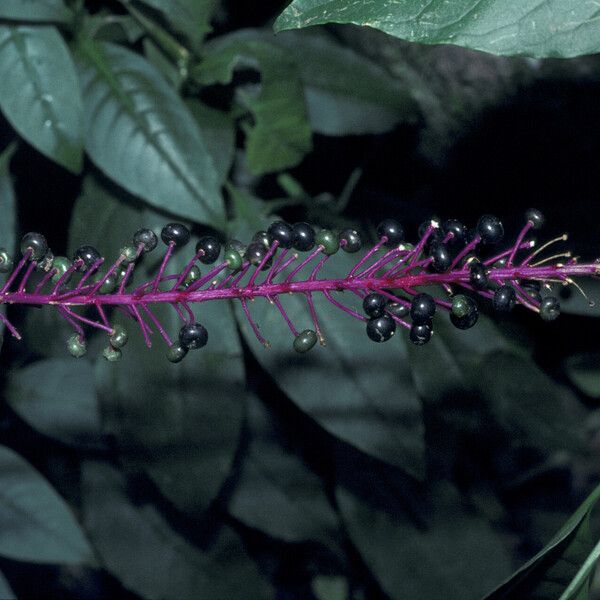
[485, 482, 600, 599]
[565, 353, 600, 399]
[336, 481, 512, 600]
[228, 394, 340, 544]
[478, 351, 586, 453]
[137, 0, 219, 48]
[195, 38, 312, 175]
[81, 461, 273, 600]
[274, 0, 600, 59]
[235, 252, 425, 478]
[0, 0, 72, 23]
[0, 143, 17, 347]
[0, 26, 83, 172]
[72, 177, 244, 515]
[7, 358, 104, 450]
[75, 39, 223, 226]
[0, 444, 93, 564]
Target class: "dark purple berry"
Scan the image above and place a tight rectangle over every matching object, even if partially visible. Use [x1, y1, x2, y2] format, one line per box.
[522, 281, 542, 303]
[493, 285, 516, 312]
[196, 236, 221, 264]
[385, 300, 409, 318]
[133, 228, 158, 253]
[377, 219, 404, 247]
[363, 293, 386, 318]
[267, 221, 294, 249]
[245, 242, 271, 269]
[20, 232, 48, 261]
[525, 208, 545, 230]
[161, 223, 190, 247]
[469, 262, 489, 290]
[442, 219, 466, 245]
[366, 315, 396, 342]
[477, 215, 504, 245]
[409, 322, 432, 345]
[292, 222, 316, 252]
[540, 296, 560, 321]
[429, 242, 451, 272]
[410, 293, 436, 324]
[339, 228, 362, 253]
[74, 245, 101, 271]
[252, 231, 270, 249]
[179, 322, 208, 349]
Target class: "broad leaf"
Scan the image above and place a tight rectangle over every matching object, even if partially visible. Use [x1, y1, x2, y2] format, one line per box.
[228, 394, 340, 544]
[275, 1, 600, 59]
[82, 461, 273, 600]
[564, 353, 600, 399]
[71, 177, 244, 515]
[0, 26, 83, 172]
[0, 0, 71, 23]
[75, 39, 223, 226]
[194, 38, 312, 175]
[235, 252, 425, 478]
[7, 358, 104, 450]
[336, 480, 512, 600]
[485, 482, 600, 599]
[0, 444, 93, 564]
[0, 143, 16, 347]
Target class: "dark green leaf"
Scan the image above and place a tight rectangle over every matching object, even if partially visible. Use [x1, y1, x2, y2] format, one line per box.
[195, 38, 312, 175]
[0, 0, 71, 23]
[137, 0, 219, 48]
[75, 39, 223, 226]
[336, 481, 512, 600]
[7, 358, 104, 450]
[565, 353, 600, 399]
[479, 351, 586, 453]
[274, 0, 600, 59]
[228, 394, 340, 544]
[235, 252, 425, 478]
[485, 482, 600, 599]
[0, 26, 83, 172]
[81, 461, 273, 600]
[0, 444, 93, 564]
[0, 142, 16, 346]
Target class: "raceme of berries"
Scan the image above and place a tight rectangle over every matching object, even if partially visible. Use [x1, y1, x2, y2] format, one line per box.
[1, 211, 599, 362]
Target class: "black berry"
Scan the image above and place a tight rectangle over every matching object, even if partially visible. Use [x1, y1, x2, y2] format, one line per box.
[477, 215, 504, 245]
[292, 222, 316, 252]
[252, 231, 270, 249]
[20, 232, 48, 261]
[74, 245, 101, 271]
[245, 242, 271, 269]
[525, 208, 545, 230]
[385, 300, 409, 318]
[179, 322, 208, 349]
[366, 315, 396, 342]
[339, 228, 362, 253]
[410, 293, 436, 324]
[493, 285, 516, 312]
[196, 236, 221, 264]
[133, 228, 158, 253]
[429, 242, 451, 272]
[161, 223, 190, 247]
[363, 293, 386, 318]
[409, 322, 432, 345]
[267, 221, 294, 249]
[377, 219, 404, 247]
[442, 219, 466, 245]
[540, 296, 560, 321]
[469, 262, 489, 290]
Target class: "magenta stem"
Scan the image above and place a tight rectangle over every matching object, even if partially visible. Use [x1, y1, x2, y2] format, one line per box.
[249, 241, 279, 287]
[450, 235, 481, 270]
[270, 295, 298, 337]
[1, 249, 32, 293]
[348, 238, 387, 278]
[241, 298, 270, 347]
[507, 222, 533, 267]
[140, 304, 172, 346]
[0, 311, 21, 339]
[323, 291, 366, 322]
[285, 248, 321, 283]
[153, 243, 174, 292]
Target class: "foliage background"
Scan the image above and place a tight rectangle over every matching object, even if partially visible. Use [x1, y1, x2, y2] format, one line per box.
[1, 1, 600, 599]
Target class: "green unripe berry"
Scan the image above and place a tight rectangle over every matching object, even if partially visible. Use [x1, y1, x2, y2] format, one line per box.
[51, 256, 72, 284]
[120, 245, 138, 264]
[109, 324, 128, 348]
[293, 329, 318, 353]
[224, 248, 242, 271]
[184, 265, 201, 287]
[103, 345, 122, 362]
[166, 343, 188, 363]
[0, 248, 13, 273]
[316, 229, 339, 256]
[67, 334, 87, 358]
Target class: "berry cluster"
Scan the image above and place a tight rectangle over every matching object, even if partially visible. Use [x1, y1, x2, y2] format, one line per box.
[0, 210, 598, 362]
